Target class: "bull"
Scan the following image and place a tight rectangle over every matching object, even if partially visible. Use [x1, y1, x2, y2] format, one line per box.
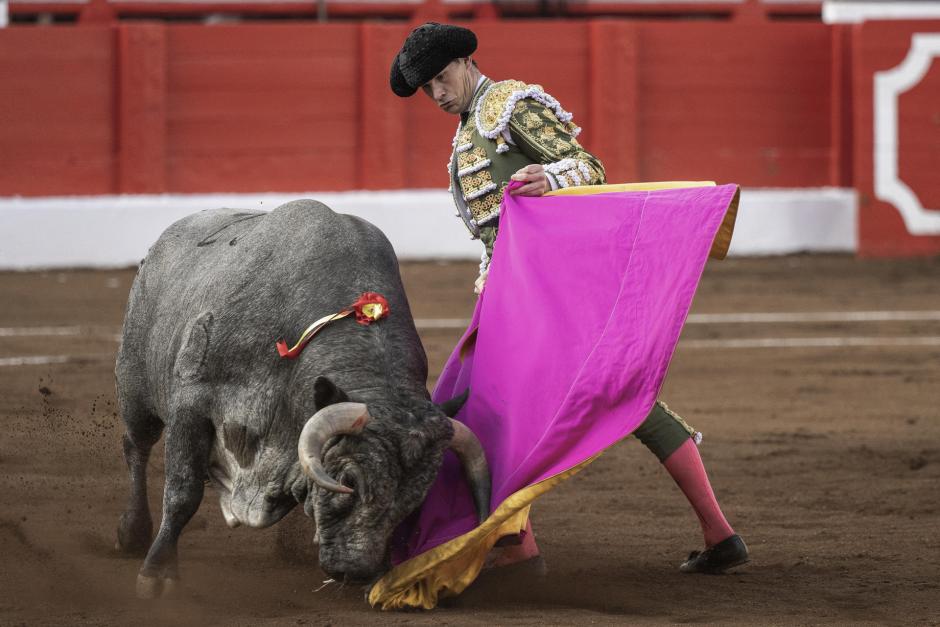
[114, 200, 490, 598]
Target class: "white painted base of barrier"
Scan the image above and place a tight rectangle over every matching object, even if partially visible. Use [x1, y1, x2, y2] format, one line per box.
[729, 187, 857, 256]
[823, 1, 940, 24]
[0, 187, 857, 269]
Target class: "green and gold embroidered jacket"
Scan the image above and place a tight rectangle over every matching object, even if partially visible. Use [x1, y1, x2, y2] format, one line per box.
[449, 78, 606, 257]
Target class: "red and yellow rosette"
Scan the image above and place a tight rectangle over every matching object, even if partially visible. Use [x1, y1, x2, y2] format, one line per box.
[276, 292, 390, 359]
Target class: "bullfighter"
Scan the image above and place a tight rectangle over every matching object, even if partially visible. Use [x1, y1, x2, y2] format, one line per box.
[389, 22, 749, 575]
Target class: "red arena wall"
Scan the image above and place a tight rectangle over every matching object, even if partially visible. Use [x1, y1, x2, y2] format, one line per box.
[0, 19, 835, 197]
[1, 13, 939, 257]
[846, 20, 940, 257]
[0, 26, 116, 196]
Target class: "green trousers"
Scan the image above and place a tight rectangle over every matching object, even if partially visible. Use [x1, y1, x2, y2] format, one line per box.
[633, 401, 698, 462]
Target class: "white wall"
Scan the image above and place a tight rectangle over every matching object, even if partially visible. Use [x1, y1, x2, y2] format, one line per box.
[728, 188, 857, 256]
[0, 188, 857, 269]
[823, 1, 940, 24]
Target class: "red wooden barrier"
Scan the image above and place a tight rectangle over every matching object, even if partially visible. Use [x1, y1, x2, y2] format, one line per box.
[165, 23, 361, 193]
[118, 22, 166, 192]
[635, 21, 833, 186]
[8, 0, 823, 23]
[8, 17, 940, 256]
[850, 20, 940, 257]
[0, 26, 115, 196]
[0, 20, 837, 198]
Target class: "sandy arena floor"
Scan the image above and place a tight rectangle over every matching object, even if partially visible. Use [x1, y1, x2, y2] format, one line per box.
[1, 255, 939, 626]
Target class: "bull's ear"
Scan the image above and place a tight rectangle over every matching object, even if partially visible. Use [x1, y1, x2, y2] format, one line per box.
[314, 376, 349, 410]
[438, 388, 470, 418]
[175, 312, 213, 381]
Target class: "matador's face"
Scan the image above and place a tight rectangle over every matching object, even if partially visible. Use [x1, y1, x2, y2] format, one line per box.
[421, 58, 477, 115]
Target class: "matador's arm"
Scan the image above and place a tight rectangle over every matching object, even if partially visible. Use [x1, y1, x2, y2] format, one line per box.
[507, 97, 606, 189]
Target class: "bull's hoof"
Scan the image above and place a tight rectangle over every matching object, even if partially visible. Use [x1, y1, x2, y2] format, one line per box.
[116, 512, 152, 557]
[679, 534, 749, 574]
[136, 573, 179, 599]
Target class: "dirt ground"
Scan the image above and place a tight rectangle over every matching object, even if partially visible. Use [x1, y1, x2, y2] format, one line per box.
[1, 255, 939, 626]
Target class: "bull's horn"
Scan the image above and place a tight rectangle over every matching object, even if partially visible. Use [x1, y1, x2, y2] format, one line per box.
[298, 402, 370, 494]
[448, 420, 491, 524]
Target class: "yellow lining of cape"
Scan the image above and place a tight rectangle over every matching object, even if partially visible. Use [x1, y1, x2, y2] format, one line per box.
[367, 181, 740, 610]
[368, 452, 601, 610]
[545, 181, 740, 260]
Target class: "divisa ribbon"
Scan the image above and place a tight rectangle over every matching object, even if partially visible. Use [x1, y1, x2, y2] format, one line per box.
[276, 292, 390, 359]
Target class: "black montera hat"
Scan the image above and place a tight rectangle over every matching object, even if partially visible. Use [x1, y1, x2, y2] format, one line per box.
[390, 22, 477, 97]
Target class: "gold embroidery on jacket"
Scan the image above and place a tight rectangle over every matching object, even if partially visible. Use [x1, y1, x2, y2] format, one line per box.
[468, 191, 501, 223]
[461, 170, 495, 201]
[477, 80, 528, 135]
[522, 110, 542, 130]
[457, 127, 474, 146]
[458, 146, 489, 172]
[450, 78, 604, 232]
[468, 181, 511, 225]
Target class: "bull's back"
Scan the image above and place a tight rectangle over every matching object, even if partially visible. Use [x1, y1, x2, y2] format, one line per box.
[116, 200, 408, 417]
[140, 201, 395, 292]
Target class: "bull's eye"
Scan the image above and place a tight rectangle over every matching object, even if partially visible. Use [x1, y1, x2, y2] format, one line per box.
[324, 486, 355, 515]
[321, 491, 355, 520]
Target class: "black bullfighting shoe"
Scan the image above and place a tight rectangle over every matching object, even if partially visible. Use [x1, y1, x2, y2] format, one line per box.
[679, 534, 749, 574]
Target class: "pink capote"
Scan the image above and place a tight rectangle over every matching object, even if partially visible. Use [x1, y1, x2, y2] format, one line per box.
[389, 183, 739, 564]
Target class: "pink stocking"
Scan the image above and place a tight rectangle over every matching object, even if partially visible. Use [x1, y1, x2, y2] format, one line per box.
[662, 438, 735, 547]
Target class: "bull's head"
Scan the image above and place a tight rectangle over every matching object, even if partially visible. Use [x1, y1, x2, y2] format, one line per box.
[298, 377, 489, 584]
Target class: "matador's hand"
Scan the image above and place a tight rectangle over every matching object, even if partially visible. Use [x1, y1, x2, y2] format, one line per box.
[473, 269, 488, 295]
[510, 164, 550, 196]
